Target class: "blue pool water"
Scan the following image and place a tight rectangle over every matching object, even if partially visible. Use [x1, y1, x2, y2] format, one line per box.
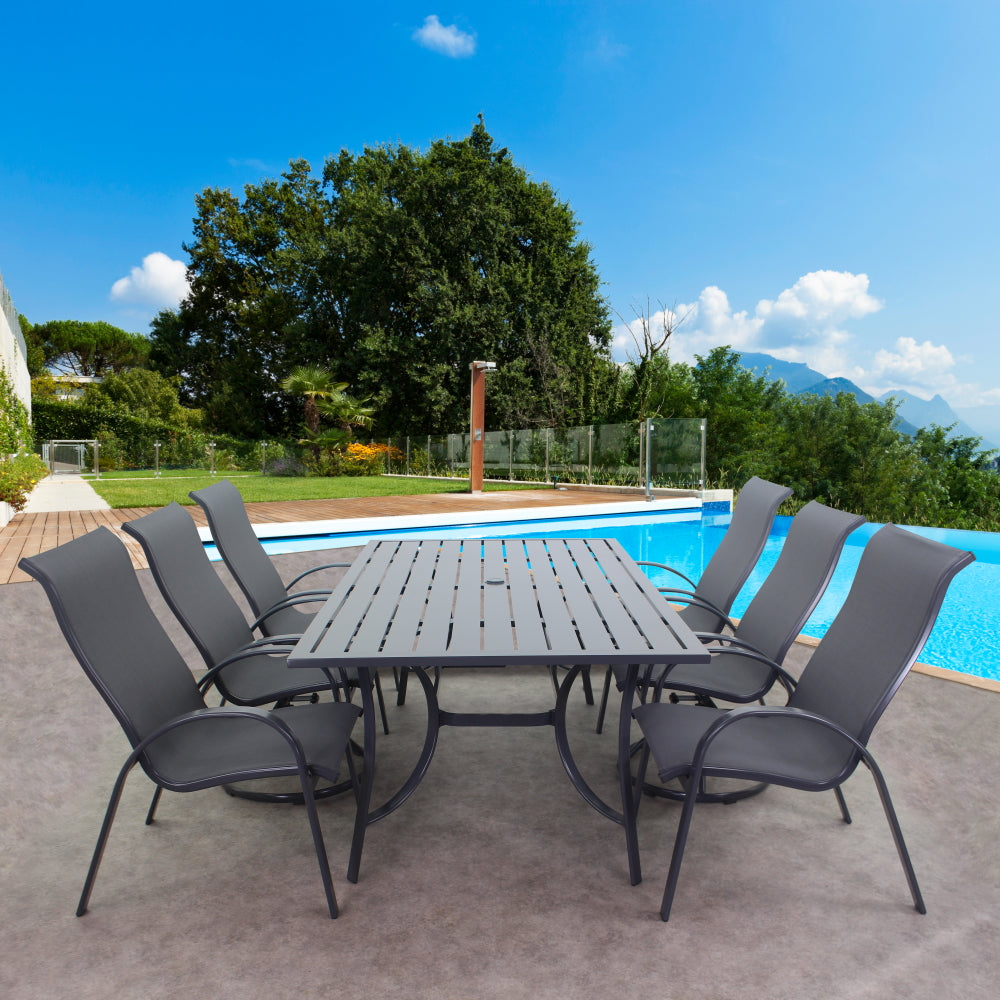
[210, 507, 998, 682]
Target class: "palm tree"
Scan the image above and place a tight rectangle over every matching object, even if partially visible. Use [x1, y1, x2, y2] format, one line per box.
[316, 392, 375, 441]
[280, 366, 346, 437]
[281, 366, 376, 467]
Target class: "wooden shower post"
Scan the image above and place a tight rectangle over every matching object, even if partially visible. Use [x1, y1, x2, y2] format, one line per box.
[468, 361, 495, 493]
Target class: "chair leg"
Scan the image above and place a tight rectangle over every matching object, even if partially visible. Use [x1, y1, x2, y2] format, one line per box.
[660, 772, 700, 921]
[77, 762, 136, 916]
[864, 757, 926, 914]
[834, 785, 852, 824]
[396, 666, 409, 706]
[145, 786, 163, 825]
[298, 767, 338, 919]
[580, 665, 595, 706]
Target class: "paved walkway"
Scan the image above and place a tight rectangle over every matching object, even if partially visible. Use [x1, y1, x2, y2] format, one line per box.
[0, 485, 644, 585]
[20, 473, 111, 513]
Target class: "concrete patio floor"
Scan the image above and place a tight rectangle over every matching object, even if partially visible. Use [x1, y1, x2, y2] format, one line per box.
[1, 542, 998, 999]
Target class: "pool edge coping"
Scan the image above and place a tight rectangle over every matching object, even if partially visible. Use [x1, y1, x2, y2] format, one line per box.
[195, 495, 703, 543]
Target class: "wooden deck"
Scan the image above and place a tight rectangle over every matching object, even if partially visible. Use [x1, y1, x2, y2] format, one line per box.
[0, 488, 639, 585]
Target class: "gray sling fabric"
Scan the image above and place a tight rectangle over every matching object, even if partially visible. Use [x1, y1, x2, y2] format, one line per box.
[640, 500, 866, 705]
[121, 502, 334, 706]
[671, 476, 793, 634]
[189, 479, 321, 636]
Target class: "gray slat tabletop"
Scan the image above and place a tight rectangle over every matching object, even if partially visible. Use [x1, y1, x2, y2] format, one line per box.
[288, 537, 707, 672]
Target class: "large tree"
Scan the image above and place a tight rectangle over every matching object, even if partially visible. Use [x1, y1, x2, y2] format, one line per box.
[27, 320, 149, 376]
[160, 119, 612, 438]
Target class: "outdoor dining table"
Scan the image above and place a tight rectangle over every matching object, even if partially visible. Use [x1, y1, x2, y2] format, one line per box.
[286, 536, 710, 885]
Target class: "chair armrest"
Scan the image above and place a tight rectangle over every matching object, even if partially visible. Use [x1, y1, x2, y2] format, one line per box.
[686, 704, 866, 778]
[196, 644, 306, 695]
[251, 591, 331, 630]
[130, 705, 310, 776]
[285, 562, 352, 591]
[651, 646, 797, 702]
[240, 634, 301, 650]
[636, 560, 698, 591]
[656, 588, 732, 626]
[695, 633, 764, 654]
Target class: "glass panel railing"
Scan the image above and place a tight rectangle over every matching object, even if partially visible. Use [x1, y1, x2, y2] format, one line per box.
[645, 417, 705, 488]
[372, 418, 705, 490]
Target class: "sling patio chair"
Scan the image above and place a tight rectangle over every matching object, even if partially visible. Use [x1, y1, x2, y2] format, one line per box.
[614, 500, 866, 802]
[631, 523, 975, 920]
[596, 475, 793, 732]
[19, 527, 365, 919]
[189, 478, 343, 638]
[121, 501, 390, 736]
[190, 477, 430, 710]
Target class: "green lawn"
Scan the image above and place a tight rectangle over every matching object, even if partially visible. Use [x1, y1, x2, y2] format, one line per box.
[89, 473, 541, 509]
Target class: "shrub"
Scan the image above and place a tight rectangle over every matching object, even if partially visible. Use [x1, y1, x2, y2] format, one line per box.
[0, 453, 48, 512]
[341, 442, 403, 476]
[1, 362, 33, 454]
[30, 398, 296, 472]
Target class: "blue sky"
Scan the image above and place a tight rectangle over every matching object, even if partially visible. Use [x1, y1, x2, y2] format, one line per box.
[3, 2, 999, 434]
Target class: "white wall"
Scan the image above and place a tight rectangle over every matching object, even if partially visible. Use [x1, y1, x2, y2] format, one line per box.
[1, 272, 32, 526]
[1, 272, 31, 414]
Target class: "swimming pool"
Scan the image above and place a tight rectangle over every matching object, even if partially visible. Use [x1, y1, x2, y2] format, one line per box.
[206, 505, 998, 682]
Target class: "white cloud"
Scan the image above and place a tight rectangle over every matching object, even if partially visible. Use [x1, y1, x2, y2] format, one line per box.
[413, 15, 476, 58]
[850, 335, 993, 403]
[657, 270, 882, 374]
[757, 270, 882, 327]
[612, 271, 1000, 412]
[110, 252, 189, 309]
[868, 336, 955, 381]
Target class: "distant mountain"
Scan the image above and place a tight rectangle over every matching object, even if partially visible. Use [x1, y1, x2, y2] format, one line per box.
[737, 353, 827, 393]
[800, 377, 875, 404]
[735, 352, 997, 447]
[799, 378, 919, 435]
[879, 390, 996, 450]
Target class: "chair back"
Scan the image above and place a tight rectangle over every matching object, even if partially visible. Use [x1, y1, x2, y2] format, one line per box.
[790, 523, 974, 743]
[732, 501, 866, 663]
[682, 476, 792, 632]
[189, 479, 294, 629]
[122, 502, 255, 668]
[19, 527, 204, 748]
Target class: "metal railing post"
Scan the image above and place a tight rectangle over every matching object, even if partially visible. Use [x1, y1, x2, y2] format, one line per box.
[700, 420, 707, 489]
[647, 419, 653, 499]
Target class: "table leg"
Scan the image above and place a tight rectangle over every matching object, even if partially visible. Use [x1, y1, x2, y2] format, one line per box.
[618, 664, 643, 885]
[347, 666, 377, 884]
[365, 665, 441, 824]
[553, 664, 624, 825]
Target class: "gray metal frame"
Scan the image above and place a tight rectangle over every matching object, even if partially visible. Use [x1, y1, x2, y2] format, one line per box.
[288, 536, 711, 884]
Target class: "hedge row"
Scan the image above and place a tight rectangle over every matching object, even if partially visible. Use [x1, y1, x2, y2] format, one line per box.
[31, 400, 297, 471]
